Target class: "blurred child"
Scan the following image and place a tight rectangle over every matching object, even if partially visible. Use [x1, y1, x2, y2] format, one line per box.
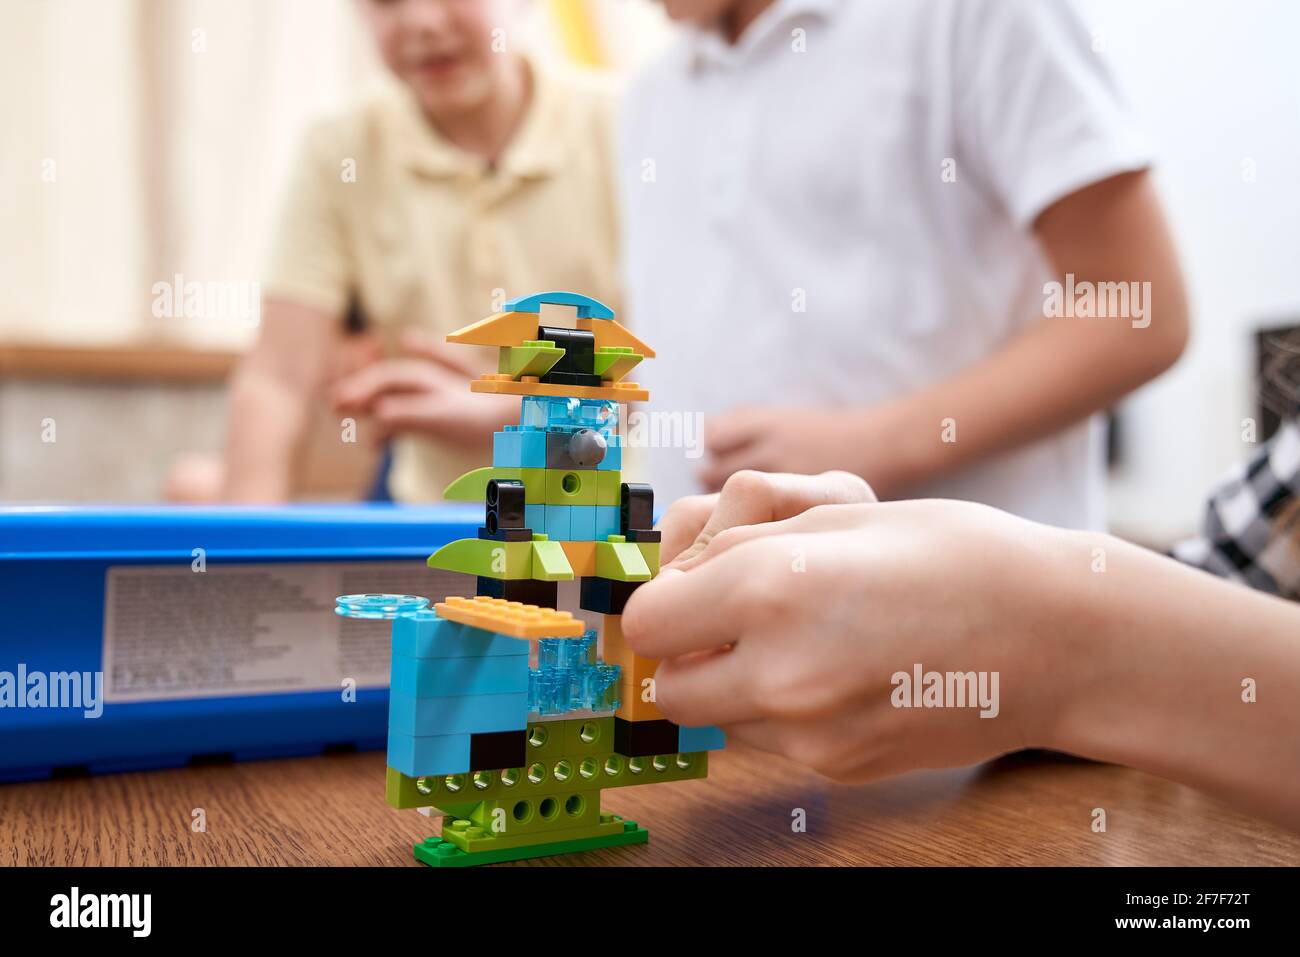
[620, 0, 1189, 527]
[180, 0, 621, 503]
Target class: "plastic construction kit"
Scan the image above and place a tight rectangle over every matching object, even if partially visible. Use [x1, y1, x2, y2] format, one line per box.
[336, 291, 724, 867]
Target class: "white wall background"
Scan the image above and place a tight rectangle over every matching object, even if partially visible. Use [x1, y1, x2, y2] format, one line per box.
[1073, 0, 1300, 540]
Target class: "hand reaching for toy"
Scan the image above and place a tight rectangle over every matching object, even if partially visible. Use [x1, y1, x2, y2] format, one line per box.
[626, 471, 1300, 827]
[332, 330, 516, 447]
[628, 484, 1070, 781]
[657, 469, 877, 565]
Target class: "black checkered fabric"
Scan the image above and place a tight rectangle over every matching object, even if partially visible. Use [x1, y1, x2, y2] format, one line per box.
[1172, 418, 1300, 598]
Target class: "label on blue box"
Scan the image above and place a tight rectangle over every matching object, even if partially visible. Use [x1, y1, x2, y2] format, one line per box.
[99, 562, 467, 703]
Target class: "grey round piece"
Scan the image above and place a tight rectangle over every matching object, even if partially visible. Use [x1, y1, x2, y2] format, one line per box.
[568, 428, 607, 467]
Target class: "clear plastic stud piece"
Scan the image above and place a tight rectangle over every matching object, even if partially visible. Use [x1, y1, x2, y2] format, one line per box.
[334, 594, 429, 620]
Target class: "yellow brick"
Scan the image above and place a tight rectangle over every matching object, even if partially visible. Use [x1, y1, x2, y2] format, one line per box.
[434, 595, 584, 639]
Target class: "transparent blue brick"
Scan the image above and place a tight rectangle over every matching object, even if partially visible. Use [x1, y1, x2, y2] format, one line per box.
[528, 668, 542, 713]
[538, 669, 572, 716]
[598, 665, 622, 711]
[521, 396, 619, 437]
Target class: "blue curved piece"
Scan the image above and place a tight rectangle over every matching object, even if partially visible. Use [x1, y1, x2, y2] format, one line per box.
[504, 291, 615, 320]
[334, 593, 429, 620]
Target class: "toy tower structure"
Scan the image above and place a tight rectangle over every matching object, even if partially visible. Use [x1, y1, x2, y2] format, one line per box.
[337, 291, 724, 867]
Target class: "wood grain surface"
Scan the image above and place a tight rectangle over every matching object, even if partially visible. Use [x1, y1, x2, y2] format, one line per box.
[3, 745, 1297, 866]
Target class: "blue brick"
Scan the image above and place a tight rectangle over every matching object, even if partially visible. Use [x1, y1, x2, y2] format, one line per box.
[494, 428, 546, 468]
[388, 691, 529, 735]
[545, 504, 572, 541]
[390, 654, 529, 697]
[504, 291, 614, 319]
[678, 725, 726, 752]
[492, 430, 521, 467]
[525, 504, 546, 531]
[596, 441, 622, 471]
[570, 504, 596, 540]
[391, 612, 527, 659]
[594, 506, 620, 540]
[386, 730, 471, 777]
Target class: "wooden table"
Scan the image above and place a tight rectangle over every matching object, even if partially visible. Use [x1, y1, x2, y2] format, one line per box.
[4, 746, 1297, 866]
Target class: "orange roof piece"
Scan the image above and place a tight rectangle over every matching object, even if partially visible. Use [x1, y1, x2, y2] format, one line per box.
[446, 311, 540, 348]
[469, 376, 649, 403]
[434, 595, 585, 639]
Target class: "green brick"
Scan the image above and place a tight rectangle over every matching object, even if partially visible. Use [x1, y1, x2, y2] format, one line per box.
[544, 468, 598, 506]
[416, 817, 648, 865]
[596, 470, 622, 506]
[499, 341, 565, 379]
[524, 721, 566, 758]
[386, 766, 425, 809]
[443, 466, 520, 502]
[464, 789, 604, 837]
[563, 716, 614, 755]
[596, 539, 652, 581]
[530, 539, 575, 580]
[518, 468, 546, 504]
[637, 541, 660, 576]
[427, 538, 532, 578]
[387, 750, 708, 807]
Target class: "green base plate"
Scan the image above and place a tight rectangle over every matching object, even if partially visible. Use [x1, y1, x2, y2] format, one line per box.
[413, 820, 649, 867]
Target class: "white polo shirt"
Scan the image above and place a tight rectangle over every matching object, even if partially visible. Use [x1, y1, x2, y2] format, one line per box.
[619, 0, 1152, 528]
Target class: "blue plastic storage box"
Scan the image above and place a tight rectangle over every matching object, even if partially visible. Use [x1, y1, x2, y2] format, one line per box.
[0, 504, 480, 781]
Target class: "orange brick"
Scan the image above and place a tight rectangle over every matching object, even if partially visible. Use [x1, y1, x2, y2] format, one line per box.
[560, 540, 598, 577]
[434, 595, 583, 639]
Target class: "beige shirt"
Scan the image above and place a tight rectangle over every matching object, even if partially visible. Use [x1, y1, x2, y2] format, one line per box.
[264, 62, 622, 503]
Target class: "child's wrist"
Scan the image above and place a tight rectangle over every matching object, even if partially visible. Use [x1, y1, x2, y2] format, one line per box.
[981, 524, 1091, 752]
[1035, 530, 1150, 758]
[854, 397, 944, 495]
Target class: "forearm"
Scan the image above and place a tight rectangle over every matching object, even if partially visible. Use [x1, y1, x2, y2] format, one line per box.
[869, 170, 1188, 495]
[872, 316, 1182, 493]
[1050, 532, 1300, 827]
[220, 364, 313, 502]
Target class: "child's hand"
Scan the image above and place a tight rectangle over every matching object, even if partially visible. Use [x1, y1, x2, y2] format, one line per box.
[624, 491, 1082, 783]
[697, 404, 917, 498]
[657, 469, 876, 565]
[331, 331, 515, 446]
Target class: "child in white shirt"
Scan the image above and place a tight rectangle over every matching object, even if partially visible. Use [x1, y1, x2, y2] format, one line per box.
[620, 0, 1188, 528]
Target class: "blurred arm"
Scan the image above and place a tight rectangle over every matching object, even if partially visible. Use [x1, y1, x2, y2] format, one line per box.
[220, 298, 339, 503]
[876, 170, 1190, 493]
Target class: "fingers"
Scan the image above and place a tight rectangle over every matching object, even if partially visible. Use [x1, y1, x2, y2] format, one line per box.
[622, 550, 757, 659]
[696, 444, 765, 492]
[652, 645, 760, 727]
[703, 407, 765, 455]
[327, 334, 384, 380]
[371, 393, 448, 444]
[332, 360, 442, 413]
[399, 330, 482, 376]
[657, 494, 719, 565]
[673, 502, 872, 572]
[672, 470, 875, 566]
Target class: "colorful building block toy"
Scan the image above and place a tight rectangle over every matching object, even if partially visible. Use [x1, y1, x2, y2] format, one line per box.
[336, 291, 723, 867]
